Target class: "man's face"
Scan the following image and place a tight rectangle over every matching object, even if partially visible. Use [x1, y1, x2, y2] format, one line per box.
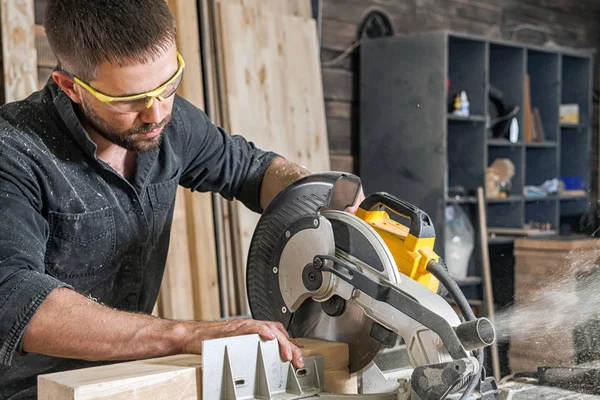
[76, 44, 179, 153]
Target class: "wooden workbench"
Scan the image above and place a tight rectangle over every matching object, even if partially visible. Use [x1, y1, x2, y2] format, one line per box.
[509, 234, 600, 373]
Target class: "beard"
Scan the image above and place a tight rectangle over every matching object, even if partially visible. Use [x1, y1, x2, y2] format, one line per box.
[81, 98, 172, 154]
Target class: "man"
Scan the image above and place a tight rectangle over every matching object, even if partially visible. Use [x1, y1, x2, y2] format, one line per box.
[0, 0, 364, 398]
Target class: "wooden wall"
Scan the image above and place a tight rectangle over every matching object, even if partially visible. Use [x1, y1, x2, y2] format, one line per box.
[322, 0, 600, 204]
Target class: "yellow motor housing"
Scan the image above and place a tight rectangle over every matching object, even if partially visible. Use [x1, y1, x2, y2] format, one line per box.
[355, 208, 440, 293]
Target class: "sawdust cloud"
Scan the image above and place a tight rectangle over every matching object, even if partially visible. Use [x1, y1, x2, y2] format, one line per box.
[491, 248, 600, 363]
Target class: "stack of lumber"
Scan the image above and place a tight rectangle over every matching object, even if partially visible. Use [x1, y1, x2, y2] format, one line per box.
[204, 0, 331, 317]
[154, 0, 221, 322]
[38, 337, 356, 398]
[509, 236, 600, 373]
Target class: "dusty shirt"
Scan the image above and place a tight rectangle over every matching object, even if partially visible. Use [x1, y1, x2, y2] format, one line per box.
[0, 81, 277, 399]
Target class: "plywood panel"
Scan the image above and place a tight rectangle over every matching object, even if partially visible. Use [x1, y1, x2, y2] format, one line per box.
[1, 0, 37, 102]
[216, 3, 330, 305]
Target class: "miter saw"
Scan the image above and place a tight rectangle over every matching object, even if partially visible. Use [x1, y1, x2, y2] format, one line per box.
[204, 172, 502, 399]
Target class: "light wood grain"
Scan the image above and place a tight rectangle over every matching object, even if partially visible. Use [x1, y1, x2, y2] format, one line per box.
[159, 186, 196, 320]
[159, 0, 221, 321]
[215, 3, 330, 310]
[1, 0, 37, 102]
[38, 338, 354, 398]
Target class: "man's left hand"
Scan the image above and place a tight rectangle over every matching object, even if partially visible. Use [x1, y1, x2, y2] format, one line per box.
[345, 186, 365, 215]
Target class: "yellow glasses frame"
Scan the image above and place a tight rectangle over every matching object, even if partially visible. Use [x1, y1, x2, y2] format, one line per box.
[66, 52, 185, 110]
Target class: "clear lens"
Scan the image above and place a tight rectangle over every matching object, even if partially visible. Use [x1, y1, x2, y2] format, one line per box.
[104, 72, 184, 113]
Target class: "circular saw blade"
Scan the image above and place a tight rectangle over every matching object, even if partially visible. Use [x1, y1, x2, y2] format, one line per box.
[288, 210, 401, 373]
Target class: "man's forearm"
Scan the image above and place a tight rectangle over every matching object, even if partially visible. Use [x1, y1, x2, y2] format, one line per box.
[22, 287, 186, 361]
[259, 156, 311, 211]
[22, 287, 305, 367]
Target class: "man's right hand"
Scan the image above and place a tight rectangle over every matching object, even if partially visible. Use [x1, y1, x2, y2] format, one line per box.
[182, 318, 305, 368]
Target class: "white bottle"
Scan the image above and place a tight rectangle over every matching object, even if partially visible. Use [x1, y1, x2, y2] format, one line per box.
[460, 91, 470, 117]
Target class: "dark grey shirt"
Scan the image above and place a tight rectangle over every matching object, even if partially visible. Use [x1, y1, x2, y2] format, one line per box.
[0, 81, 277, 398]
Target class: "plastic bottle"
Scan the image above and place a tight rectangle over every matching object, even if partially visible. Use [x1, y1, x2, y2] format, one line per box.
[460, 91, 470, 117]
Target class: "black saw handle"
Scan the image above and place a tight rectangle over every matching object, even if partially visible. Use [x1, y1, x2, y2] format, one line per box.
[359, 192, 436, 239]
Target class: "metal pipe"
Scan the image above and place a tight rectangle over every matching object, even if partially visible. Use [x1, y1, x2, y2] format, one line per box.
[455, 318, 496, 351]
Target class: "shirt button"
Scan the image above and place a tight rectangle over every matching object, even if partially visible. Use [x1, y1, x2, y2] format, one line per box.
[127, 294, 137, 303]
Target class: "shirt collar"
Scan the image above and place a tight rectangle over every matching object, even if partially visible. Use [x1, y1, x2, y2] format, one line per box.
[48, 79, 99, 159]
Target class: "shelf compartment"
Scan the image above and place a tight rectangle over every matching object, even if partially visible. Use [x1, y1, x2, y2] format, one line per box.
[525, 198, 558, 228]
[525, 147, 558, 186]
[561, 55, 591, 126]
[448, 121, 485, 196]
[448, 36, 487, 116]
[560, 197, 590, 217]
[561, 127, 590, 191]
[487, 201, 523, 229]
[489, 44, 525, 142]
[527, 50, 560, 142]
[489, 145, 524, 195]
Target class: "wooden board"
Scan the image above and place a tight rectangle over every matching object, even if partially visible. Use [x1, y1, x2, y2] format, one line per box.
[159, 187, 196, 320]
[157, 0, 221, 321]
[218, 0, 312, 18]
[215, 3, 330, 309]
[1, 0, 37, 102]
[38, 338, 355, 399]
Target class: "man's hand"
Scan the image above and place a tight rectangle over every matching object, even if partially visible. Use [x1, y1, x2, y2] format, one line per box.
[345, 186, 366, 215]
[23, 288, 304, 368]
[182, 318, 305, 368]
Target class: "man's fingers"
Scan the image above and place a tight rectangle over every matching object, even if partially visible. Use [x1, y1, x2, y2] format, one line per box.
[291, 345, 304, 368]
[256, 324, 276, 341]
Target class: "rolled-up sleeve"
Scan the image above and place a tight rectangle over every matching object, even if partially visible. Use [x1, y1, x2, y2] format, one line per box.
[176, 97, 278, 214]
[0, 144, 70, 366]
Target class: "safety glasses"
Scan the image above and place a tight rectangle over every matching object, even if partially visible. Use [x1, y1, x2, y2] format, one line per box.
[62, 52, 185, 113]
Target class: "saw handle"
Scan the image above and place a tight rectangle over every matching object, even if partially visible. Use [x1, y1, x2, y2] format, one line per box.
[359, 192, 436, 239]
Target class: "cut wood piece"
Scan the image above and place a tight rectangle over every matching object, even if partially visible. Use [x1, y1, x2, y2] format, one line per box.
[216, 3, 331, 303]
[38, 355, 203, 400]
[38, 338, 354, 399]
[1, 0, 38, 102]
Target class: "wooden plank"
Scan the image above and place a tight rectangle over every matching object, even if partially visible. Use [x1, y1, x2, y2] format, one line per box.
[215, 2, 330, 315]
[38, 355, 202, 400]
[325, 101, 358, 155]
[1, 0, 37, 103]
[164, 0, 221, 321]
[330, 154, 357, 174]
[218, 0, 312, 18]
[185, 192, 221, 320]
[322, 68, 356, 102]
[159, 187, 196, 320]
[38, 338, 354, 398]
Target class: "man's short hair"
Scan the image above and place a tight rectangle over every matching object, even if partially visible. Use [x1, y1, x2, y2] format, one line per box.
[44, 0, 177, 82]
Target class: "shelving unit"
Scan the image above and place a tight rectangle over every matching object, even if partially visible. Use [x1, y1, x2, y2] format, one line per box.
[360, 30, 592, 247]
[359, 30, 593, 302]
